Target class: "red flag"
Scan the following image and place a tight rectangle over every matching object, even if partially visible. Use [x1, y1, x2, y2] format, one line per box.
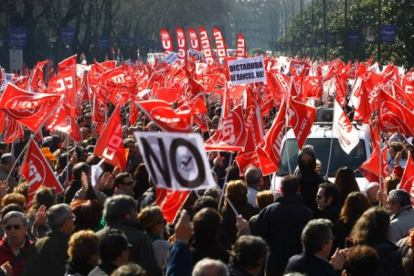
[176, 27, 188, 65]
[212, 28, 228, 64]
[0, 83, 62, 133]
[193, 113, 208, 132]
[27, 61, 49, 93]
[205, 105, 247, 151]
[58, 54, 77, 72]
[155, 88, 182, 103]
[301, 76, 322, 99]
[160, 29, 174, 54]
[358, 146, 390, 183]
[379, 89, 414, 137]
[399, 153, 414, 205]
[274, 73, 291, 100]
[156, 187, 190, 223]
[48, 66, 77, 110]
[3, 116, 24, 143]
[256, 100, 286, 176]
[188, 28, 201, 52]
[236, 152, 261, 176]
[402, 71, 414, 96]
[393, 83, 414, 112]
[20, 139, 64, 202]
[94, 105, 127, 169]
[288, 97, 316, 149]
[198, 27, 214, 65]
[236, 34, 246, 59]
[46, 103, 82, 142]
[334, 75, 347, 107]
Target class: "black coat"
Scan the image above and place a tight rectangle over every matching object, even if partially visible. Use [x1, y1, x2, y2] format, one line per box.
[285, 253, 337, 276]
[374, 242, 404, 276]
[253, 194, 313, 276]
[318, 203, 341, 224]
[297, 169, 325, 215]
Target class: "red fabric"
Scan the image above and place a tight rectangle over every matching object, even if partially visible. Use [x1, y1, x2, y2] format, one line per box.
[176, 27, 188, 65]
[399, 153, 414, 205]
[58, 54, 77, 72]
[160, 29, 174, 54]
[288, 97, 316, 149]
[156, 188, 190, 223]
[188, 28, 201, 52]
[0, 236, 33, 276]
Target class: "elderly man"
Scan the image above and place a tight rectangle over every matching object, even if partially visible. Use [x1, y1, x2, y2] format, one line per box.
[0, 211, 33, 276]
[0, 154, 18, 193]
[24, 204, 75, 276]
[387, 189, 414, 243]
[366, 182, 380, 206]
[245, 166, 264, 207]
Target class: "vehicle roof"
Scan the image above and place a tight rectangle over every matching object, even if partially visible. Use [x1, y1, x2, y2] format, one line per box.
[284, 123, 371, 141]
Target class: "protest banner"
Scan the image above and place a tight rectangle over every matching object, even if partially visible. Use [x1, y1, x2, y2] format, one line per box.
[227, 56, 266, 85]
[134, 132, 216, 191]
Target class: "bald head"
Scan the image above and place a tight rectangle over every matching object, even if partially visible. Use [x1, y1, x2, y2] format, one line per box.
[366, 182, 380, 205]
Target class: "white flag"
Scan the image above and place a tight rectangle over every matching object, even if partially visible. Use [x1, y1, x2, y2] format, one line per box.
[333, 100, 359, 154]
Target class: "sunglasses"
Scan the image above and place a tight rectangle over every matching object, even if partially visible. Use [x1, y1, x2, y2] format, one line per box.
[4, 224, 22, 231]
[123, 181, 136, 186]
[316, 196, 323, 199]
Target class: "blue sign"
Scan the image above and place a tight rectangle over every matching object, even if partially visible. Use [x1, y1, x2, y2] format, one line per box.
[98, 35, 109, 49]
[62, 27, 75, 43]
[9, 27, 27, 47]
[381, 25, 396, 44]
[327, 32, 334, 45]
[348, 31, 359, 45]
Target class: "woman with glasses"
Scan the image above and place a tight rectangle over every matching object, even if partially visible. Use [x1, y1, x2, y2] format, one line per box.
[137, 205, 169, 270]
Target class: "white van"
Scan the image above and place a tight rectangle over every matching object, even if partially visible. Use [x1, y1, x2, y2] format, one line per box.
[271, 122, 372, 193]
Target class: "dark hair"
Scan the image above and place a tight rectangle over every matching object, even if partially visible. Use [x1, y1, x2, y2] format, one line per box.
[230, 236, 268, 270]
[281, 175, 300, 194]
[193, 197, 219, 215]
[225, 180, 248, 206]
[0, 153, 14, 165]
[388, 189, 411, 207]
[133, 164, 150, 199]
[114, 172, 131, 188]
[192, 208, 222, 244]
[70, 200, 103, 232]
[334, 167, 360, 202]
[27, 188, 57, 219]
[319, 182, 340, 204]
[245, 166, 262, 187]
[226, 165, 242, 183]
[344, 245, 379, 276]
[340, 192, 371, 225]
[1, 204, 24, 222]
[99, 229, 129, 264]
[72, 162, 91, 180]
[298, 150, 316, 171]
[301, 219, 333, 254]
[104, 195, 136, 224]
[350, 207, 390, 246]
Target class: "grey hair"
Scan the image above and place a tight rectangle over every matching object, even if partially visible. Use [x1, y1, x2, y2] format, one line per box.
[3, 211, 27, 226]
[192, 258, 229, 276]
[47, 204, 72, 230]
[388, 189, 411, 207]
[301, 219, 333, 254]
[203, 187, 221, 202]
[245, 166, 262, 186]
[0, 153, 15, 165]
[104, 195, 136, 223]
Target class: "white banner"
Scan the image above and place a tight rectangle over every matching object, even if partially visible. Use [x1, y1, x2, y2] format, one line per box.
[134, 132, 216, 190]
[333, 101, 359, 154]
[228, 56, 266, 85]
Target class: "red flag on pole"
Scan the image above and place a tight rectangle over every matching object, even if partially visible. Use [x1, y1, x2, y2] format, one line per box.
[188, 28, 201, 52]
[399, 153, 414, 205]
[156, 187, 190, 223]
[20, 138, 64, 202]
[288, 97, 316, 150]
[198, 27, 214, 65]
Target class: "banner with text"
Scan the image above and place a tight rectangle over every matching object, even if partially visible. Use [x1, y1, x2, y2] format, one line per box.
[228, 56, 266, 85]
[134, 132, 216, 191]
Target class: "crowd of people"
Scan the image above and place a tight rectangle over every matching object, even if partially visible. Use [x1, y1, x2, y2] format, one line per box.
[0, 95, 411, 276]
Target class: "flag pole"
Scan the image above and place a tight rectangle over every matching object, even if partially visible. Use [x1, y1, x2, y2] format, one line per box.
[325, 96, 336, 179]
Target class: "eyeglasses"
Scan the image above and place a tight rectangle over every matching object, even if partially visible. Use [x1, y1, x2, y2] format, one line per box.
[4, 224, 22, 231]
[123, 181, 136, 186]
[316, 196, 323, 199]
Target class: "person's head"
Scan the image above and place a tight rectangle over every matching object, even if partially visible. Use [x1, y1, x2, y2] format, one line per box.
[343, 245, 379, 276]
[80, 127, 92, 140]
[0, 153, 15, 171]
[350, 207, 390, 246]
[192, 207, 222, 243]
[256, 191, 274, 210]
[2, 193, 26, 210]
[281, 174, 300, 195]
[230, 236, 268, 276]
[244, 166, 264, 190]
[99, 229, 129, 266]
[0, 204, 24, 223]
[365, 182, 380, 205]
[298, 148, 316, 172]
[225, 180, 248, 206]
[301, 219, 334, 258]
[192, 258, 229, 276]
[147, 122, 158, 132]
[226, 165, 242, 183]
[203, 188, 221, 203]
[387, 189, 411, 215]
[193, 196, 219, 215]
[111, 264, 147, 276]
[3, 211, 27, 247]
[72, 162, 91, 181]
[384, 175, 400, 194]
[70, 200, 103, 232]
[137, 205, 166, 236]
[13, 183, 29, 200]
[47, 203, 75, 234]
[315, 159, 322, 174]
[114, 173, 136, 196]
[28, 187, 56, 218]
[104, 195, 137, 224]
[334, 167, 360, 202]
[67, 230, 99, 266]
[316, 183, 340, 211]
[0, 142, 10, 156]
[340, 192, 371, 225]
[389, 141, 406, 159]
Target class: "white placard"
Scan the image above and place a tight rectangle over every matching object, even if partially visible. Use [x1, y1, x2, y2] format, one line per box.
[228, 56, 266, 85]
